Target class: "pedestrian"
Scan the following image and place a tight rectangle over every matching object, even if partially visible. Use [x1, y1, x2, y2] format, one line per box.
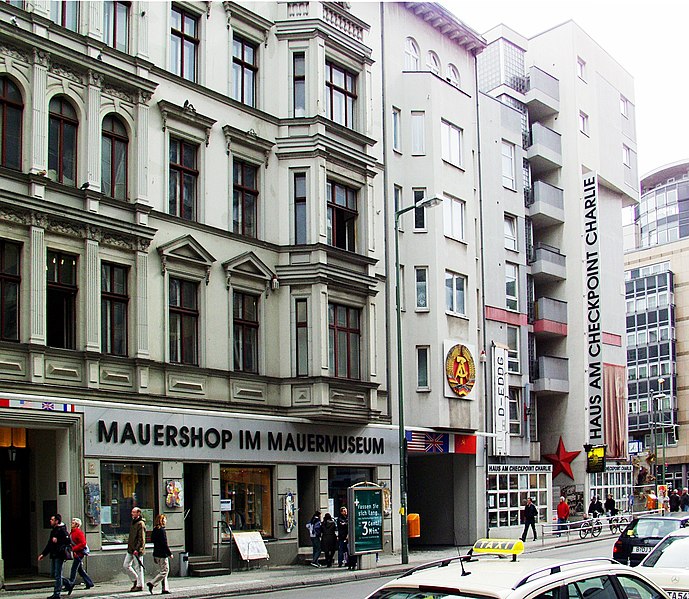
[38, 513, 71, 599]
[307, 510, 322, 567]
[681, 488, 689, 512]
[320, 513, 337, 567]
[63, 518, 94, 595]
[123, 507, 146, 592]
[520, 497, 538, 542]
[669, 489, 681, 512]
[659, 488, 670, 514]
[556, 497, 570, 536]
[604, 494, 617, 516]
[147, 515, 172, 595]
[336, 506, 349, 567]
[587, 496, 603, 517]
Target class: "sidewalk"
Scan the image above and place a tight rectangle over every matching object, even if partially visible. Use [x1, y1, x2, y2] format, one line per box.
[2, 533, 605, 599]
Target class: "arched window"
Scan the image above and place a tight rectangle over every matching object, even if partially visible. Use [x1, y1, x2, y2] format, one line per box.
[427, 51, 440, 75]
[0, 77, 22, 170]
[446, 63, 460, 88]
[101, 114, 128, 199]
[48, 96, 78, 186]
[404, 37, 419, 71]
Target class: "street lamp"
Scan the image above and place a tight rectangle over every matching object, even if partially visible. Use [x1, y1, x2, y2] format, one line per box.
[651, 377, 665, 488]
[658, 377, 666, 487]
[395, 194, 442, 564]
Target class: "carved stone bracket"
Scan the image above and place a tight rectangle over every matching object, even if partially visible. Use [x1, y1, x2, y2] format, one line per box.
[222, 123, 274, 167]
[158, 100, 216, 146]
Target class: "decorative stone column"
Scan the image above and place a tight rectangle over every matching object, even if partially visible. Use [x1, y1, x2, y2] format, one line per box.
[84, 234, 100, 353]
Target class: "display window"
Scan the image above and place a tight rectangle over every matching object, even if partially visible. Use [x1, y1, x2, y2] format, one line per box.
[220, 466, 273, 537]
[328, 466, 373, 513]
[487, 471, 549, 528]
[100, 462, 158, 544]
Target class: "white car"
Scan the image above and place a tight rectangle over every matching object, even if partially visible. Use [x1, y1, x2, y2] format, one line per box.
[366, 539, 669, 599]
[638, 529, 689, 599]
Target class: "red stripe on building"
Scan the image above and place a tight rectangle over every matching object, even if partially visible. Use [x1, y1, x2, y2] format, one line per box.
[484, 306, 528, 326]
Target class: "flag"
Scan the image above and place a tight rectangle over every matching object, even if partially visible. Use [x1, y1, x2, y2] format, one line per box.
[454, 434, 477, 455]
[405, 431, 450, 453]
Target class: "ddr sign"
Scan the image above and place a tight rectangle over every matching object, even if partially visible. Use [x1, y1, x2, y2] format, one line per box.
[348, 483, 384, 555]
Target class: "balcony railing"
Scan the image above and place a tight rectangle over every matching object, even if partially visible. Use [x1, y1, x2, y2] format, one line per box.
[530, 355, 569, 395]
[529, 180, 565, 228]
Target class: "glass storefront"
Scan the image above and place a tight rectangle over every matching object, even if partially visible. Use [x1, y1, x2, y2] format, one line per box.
[220, 465, 272, 537]
[100, 462, 158, 544]
[328, 466, 373, 513]
[487, 467, 551, 528]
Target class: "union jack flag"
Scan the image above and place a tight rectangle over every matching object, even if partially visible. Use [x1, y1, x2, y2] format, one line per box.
[405, 431, 450, 453]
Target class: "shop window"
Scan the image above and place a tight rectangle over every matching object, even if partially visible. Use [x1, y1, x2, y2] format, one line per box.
[0, 76, 23, 170]
[0, 240, 19, 341]
[328, 466, 372, 513]
[220, 466, 272, 536]
[100, 462, 158, 545]
[46, 250, 77, 349]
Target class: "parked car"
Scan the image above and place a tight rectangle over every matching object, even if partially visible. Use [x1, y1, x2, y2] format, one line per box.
[367, 539, 668, 599]
[637, 529, 689, 599]
[613, 514, 689, 566]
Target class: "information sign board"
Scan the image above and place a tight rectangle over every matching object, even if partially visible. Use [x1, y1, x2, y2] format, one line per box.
[348, 484, 384, 555]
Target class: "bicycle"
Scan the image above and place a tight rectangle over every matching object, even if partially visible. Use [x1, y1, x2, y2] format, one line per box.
[578, 516, 603, 539]
[608, 514, 629, 534]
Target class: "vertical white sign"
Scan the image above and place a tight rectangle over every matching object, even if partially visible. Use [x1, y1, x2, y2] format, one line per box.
[492, 344, 509, 456]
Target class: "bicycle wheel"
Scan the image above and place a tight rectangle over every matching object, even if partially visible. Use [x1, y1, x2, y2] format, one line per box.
[579, 520, 591, 539]
[609, 517, 619, 534]
[592, 519, 602, 537]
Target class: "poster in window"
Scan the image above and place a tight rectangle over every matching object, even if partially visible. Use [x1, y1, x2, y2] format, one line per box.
[84, 482, 101, 525]
[165, 479, 184, 508]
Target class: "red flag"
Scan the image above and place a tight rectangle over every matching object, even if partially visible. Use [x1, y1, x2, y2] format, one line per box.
[454, 434, 477, 454]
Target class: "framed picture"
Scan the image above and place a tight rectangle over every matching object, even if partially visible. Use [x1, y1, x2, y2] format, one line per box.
[165, 480, 183, 508]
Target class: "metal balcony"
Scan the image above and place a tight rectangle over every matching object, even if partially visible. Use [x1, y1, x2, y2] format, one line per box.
[533, 297, 567, 338]
[528, 242, 566, 282]
[527, 123, 562, 175]
[529, 180, 564, 228]
[525, 66, 559, 121]
[530, 355, 569, 395]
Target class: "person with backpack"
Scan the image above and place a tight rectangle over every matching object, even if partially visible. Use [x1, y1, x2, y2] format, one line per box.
[38, 513, 71, 599]
[306, 511, 322, 567]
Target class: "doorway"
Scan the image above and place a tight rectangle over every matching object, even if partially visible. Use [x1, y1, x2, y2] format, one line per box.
[183, 463, 210, 556]
[297, 466, 318, 548]
[1, 447, 31, 575]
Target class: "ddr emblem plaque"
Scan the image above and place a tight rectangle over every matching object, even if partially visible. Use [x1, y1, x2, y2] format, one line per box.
[445, 344, 476, 397]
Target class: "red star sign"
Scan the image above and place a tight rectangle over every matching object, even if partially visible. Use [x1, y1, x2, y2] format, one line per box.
[542, 437, 580, 480]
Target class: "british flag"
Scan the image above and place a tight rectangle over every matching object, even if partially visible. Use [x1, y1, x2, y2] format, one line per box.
[405, 431, 450, 453]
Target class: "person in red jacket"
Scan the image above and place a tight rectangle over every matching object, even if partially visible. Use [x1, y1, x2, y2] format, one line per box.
[556, 497, 570, 536]
[63, 518, 94, 594]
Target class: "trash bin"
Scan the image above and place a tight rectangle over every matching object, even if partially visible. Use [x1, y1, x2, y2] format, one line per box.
[179, 551, 189, 577]
[407, 513, 421, 538]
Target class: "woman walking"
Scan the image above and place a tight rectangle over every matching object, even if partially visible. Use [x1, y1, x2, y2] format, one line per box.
[147, 515, 172, 595]
[63, 518, 94, 594]
[320, 513, 337, 567]
[306, 511, 322, 567]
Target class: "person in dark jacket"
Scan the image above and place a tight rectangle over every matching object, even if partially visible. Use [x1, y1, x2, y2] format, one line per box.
[63, 518, 94, 595]
[588, 496, 604, 517]
[38, 513, 71, 599]
[123, 507, 146, 592]
[307, 511, 322, 567]
[520, 498, 538, 542]
[320, 513, 337, 567]
[669, 489, 681, 512]
[147, 515, 172, 595]
[604, 494, 618, 516]
[336, 506, 349, 567]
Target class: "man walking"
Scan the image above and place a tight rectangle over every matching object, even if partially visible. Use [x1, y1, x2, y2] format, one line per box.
[681, 488, 689, 512]
[123, 507, 146, 592]
[336, 506, 348, 567]
[520, 497, 538, 542]
[556, 497, 570, 536]
[38, 514, 71, 599]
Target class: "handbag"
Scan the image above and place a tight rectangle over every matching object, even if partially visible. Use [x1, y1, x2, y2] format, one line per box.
[83, 545, 90, 556]
[62, 544, 73, 560]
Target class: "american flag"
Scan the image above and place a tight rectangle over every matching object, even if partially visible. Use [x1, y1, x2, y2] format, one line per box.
[405, 431, 450, 453]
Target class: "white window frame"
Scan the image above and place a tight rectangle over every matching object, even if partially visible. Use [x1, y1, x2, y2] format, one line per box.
[416, 345, 430, 391]
[415, 266, 429, 311]
[509, 387, 521, 435]
[413, 188, 427, 231]
[504, 214, 518, 251]
[507, 326, 520, 373]
[392, 107, 401, 152]
[441, 119, 462, 167]
[579, 111, 589, 135]
[577, 57, 586, 81]
[427, 51, 440, 75]
[443, 194, 465, 241]
[446, 63, 460, 87]
[501, 141, 516, 189]
[445, 271, 466, 316]
[620, 95, 629, 118]
[622, 144, 631, 167]
[506, 263, 518, 312]
[411, 111, 425, 155]
[404, 37, 420, 71]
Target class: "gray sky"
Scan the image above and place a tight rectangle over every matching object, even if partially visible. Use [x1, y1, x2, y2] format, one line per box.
[441, 0, 687, 176]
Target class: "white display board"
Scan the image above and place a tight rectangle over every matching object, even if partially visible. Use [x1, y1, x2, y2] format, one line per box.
[232, 531, 269, 561]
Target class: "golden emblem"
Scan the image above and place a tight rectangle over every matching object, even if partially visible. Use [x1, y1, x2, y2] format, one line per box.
[445, 344, 476, 397]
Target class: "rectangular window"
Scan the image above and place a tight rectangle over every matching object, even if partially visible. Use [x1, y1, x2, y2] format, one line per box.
[233, 291, 259, 373]
[620, 95, 629, 118]
[232, 35, 257, 107]
[0, 240, 19, 342]
[169, 277, 198, 365]
[411, 111, 425, 155]
[504, 214, 518, 250]
[295, 299, 308, 376]
[579, 111, 589, 135]
[169, 137, 198, 221]
[415, 266, 428, 310]
[101, 262, 128, 356]
[443, 194, 465, 241]
[328, 303, 360, 379]
[293, 53, 305, 117]
[103, 0, 129, 52]
[326, 180, 357, 251]
[413, 188, 426, 230]
[440, 120, 462, 167]
[46, 250, 77, 349]
[445, 271, 466, 316]
[220, 466, 272, 536]
[622, 145, 631, 167]
[392, 107, 401, 152]
[51, 0, 78, 31]
[100, 462, 157, 545]
[233, 160, 258, 238]
[393, 185, 403, 225]
[506, 263, 518, 311]
[294, 172, 307, 245]
[509, 387, 521, 435]
[170, 6, 198, 82]
[325, 61, 356, 128]
[507, 326, 520, 373]
[577, 57, 586, 81]
[416, 346, 429, 390]
[501, 141, 516, 189]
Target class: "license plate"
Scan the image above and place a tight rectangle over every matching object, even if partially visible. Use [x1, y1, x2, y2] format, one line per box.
[668, 592, 689, 599]
[631, 546, 651, 554]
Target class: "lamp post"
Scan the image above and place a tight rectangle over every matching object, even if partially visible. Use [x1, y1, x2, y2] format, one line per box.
[394, 194, 442, 564]
[658, 377, 666, 487]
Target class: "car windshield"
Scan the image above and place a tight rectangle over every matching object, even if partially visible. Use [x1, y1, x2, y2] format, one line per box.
[643, 536, 689, 568]
[628, 519, 681, 538]
[368, 590, 484, 599]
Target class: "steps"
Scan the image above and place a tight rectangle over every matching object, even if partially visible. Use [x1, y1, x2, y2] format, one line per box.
[187, 555, 231, 577]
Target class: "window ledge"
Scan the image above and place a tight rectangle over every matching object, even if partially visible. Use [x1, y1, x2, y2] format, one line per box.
[445, 311, 469, 321]
[441, 159, 465, 172]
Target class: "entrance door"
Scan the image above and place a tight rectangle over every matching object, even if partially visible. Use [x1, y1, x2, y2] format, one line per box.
[183, 464, 210, 555]
[297, 466, 318, 548]
[1, 447, 31, 574]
